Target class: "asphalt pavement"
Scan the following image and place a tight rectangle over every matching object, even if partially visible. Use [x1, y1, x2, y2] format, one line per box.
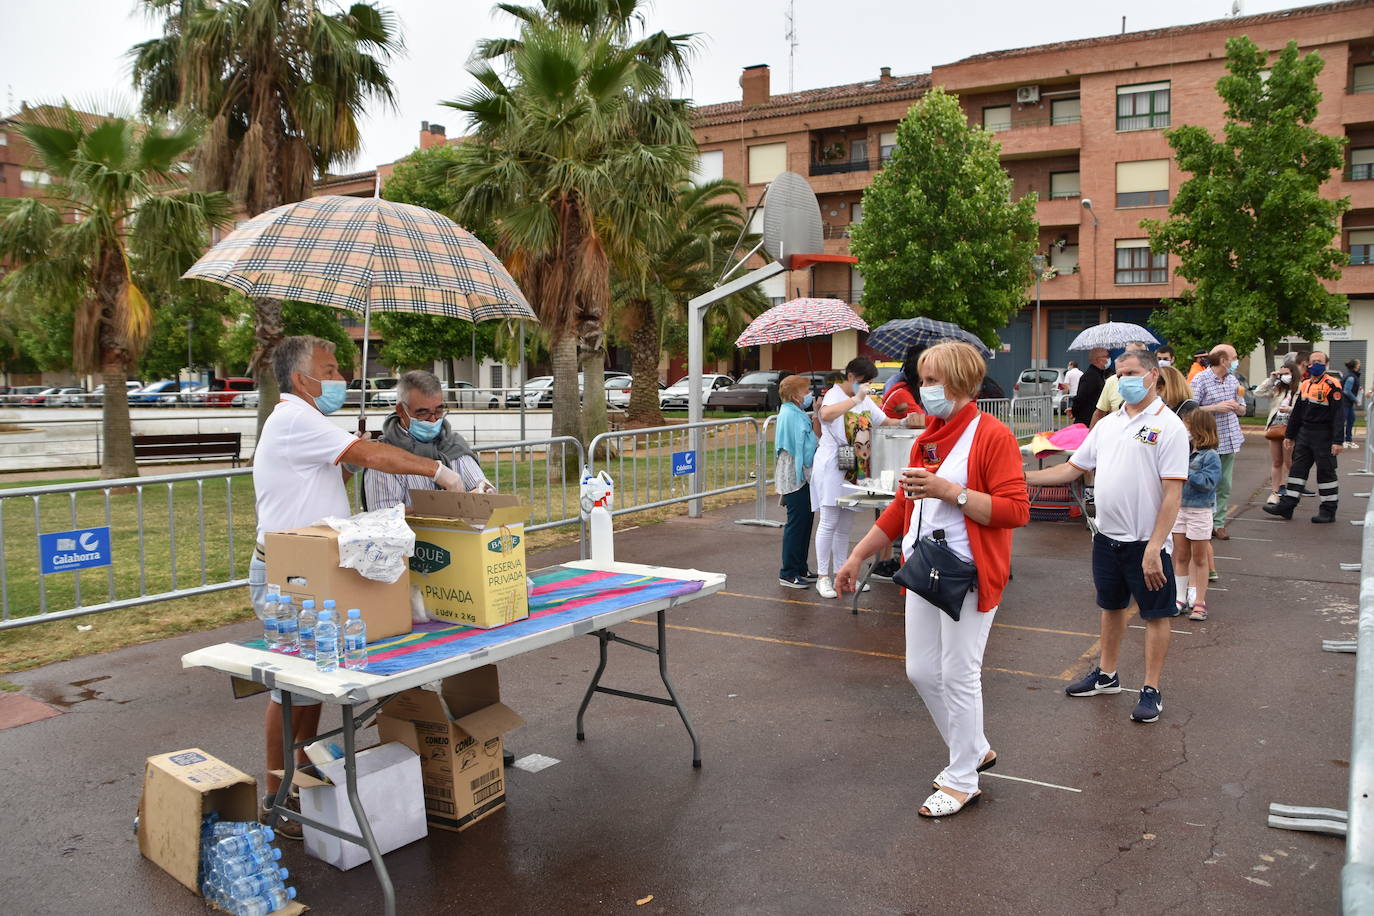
[0, 429, 1362, 915]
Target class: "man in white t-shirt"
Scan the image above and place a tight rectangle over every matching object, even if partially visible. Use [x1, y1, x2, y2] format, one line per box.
[1026, 349, 1186, 724]
[251, 335, 467, 837]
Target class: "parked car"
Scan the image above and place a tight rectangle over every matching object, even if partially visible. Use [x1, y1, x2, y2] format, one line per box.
[605, 376, 664, 409]
[3, 385, 48, 406]
[1236, 371, 1257, 417]
[192, 377, 257, 407]
[163, 384, 207, 407]
[129, 380, 194, 406]
[231, 390, 260, 409]
[1012, 367, 1070, 412]
[344, 377, 397, 407]
[659, 374, 734, 410]
[55, 387, 89, 407]
[374, 380, 500, 410]
[19, 387, 62, 407]
[520, 372, 628, 408]
[707, 370, 793, 412]
[90, 381, 143, 406]
[978, 376, 1007, 401]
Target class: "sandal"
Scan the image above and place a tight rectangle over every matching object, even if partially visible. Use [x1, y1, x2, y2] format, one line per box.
[919, 787, 981, 818]
[932, 749, 998, 789]
[1175, 600, 1190, 616]
[1189, 602, 1208, 621]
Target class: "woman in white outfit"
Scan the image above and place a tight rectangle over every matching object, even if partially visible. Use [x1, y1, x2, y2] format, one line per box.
[836, 342, 1030, 817]
[811, 357, 922, 598]
[1255, 361, 1300, 504]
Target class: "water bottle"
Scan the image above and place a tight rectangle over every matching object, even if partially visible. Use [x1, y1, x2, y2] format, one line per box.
[226, 866, 288, 900]
[236, 886, 298, 916]
[211, 831, 273, 858]
[297, 599, 318, 661]
[314, 610, 338, 674]
[343, 608, 367, 671]
[260, 595, 279, 648]
[209, 822, 275, 843]
[209, 846, 281, 880]
[275, 595, 298, 654]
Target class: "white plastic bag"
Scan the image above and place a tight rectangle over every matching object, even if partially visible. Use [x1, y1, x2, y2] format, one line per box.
[319, 504, 415, 584]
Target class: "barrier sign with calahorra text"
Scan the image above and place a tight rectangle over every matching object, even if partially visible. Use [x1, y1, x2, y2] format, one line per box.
[39, 526, 113, 574]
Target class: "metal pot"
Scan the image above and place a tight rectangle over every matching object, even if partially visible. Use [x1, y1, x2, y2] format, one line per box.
[871, 426, 919, 482]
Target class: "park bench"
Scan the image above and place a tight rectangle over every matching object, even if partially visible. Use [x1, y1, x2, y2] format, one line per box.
[132, 432, 243, 467]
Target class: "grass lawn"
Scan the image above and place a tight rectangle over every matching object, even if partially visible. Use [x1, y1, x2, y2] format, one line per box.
[0, 430, 769, 673]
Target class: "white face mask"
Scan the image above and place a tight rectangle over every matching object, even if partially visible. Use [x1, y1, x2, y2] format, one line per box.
[1158, 358, 1172, 367]
[1279, 374, 1292, 385]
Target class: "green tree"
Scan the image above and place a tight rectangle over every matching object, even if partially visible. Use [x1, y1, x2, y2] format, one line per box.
[613, 178, 764, 424]
[850, 87, 1039, 345]
[222, 296, 356, 374]
[0, 106, 231, 478]
[131, 0, 402, 428]
[438, 0, 698, 446]
[1143, 37, 1350, 362]
[139, 285, 235, 381]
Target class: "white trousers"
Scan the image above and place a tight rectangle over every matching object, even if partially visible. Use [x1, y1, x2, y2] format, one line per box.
[904, 590, 997, 794]
[814, 505, 858, 576]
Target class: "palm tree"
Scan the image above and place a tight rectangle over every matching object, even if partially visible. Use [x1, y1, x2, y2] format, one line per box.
[0, 106, 231, 478]
[616, 178, 764, 425]
[130, 0, 402, 428]
[439, 0, 697, 446]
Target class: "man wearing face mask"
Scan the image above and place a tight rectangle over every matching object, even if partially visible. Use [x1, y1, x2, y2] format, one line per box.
[1189, 344, 1244, 540]
[250, 337, 468, 836]
[1072, 348, 1111, 427]
[1264, 350, 1344, 524]
[363, 369, 494, 510]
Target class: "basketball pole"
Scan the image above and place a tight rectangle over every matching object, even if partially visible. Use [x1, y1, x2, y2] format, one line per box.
[688, 261, 787, 518]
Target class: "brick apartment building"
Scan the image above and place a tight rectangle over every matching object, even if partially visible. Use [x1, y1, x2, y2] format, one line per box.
[691, 0, 1374, 393]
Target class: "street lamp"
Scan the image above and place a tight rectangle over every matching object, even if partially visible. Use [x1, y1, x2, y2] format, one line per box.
[1031, 254, 1046, 369]
[186, 316, 194, 383]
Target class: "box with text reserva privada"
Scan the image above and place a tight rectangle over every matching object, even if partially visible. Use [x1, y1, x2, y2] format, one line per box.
[405, 490, 530, 629]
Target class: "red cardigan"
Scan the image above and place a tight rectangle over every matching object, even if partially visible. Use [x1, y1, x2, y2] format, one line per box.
[883, 383, 922, 419]
[875, 413, 1029, 613]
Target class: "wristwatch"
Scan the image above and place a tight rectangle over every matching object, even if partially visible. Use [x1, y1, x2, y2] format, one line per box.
[956, 488, 970, 508]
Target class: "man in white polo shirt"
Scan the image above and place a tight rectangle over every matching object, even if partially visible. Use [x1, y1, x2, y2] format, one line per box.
[1027, 348, 1187, 723]
[250, 335, 467, 836]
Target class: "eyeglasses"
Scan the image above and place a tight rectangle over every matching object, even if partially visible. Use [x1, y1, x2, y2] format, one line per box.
[405, 404, 447, 422]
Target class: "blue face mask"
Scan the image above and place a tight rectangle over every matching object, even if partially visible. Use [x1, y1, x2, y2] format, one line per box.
[1227, 362, 1237, 376]
[1119, 374, 1150, 405]
[800, 393, 814, 410]
[919, 385, 955, 419]
[1309, 363, 1327, 377]
[404, 407, 443, 443]
[305, 375, 347, 415]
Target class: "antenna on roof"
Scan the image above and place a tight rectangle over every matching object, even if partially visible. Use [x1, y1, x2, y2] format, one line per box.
[785, 0, 798, 92]
[1231, 0, 1242, 15]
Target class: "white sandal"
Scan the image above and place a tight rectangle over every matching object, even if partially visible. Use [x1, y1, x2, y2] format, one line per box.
[919, 787, 981, 818]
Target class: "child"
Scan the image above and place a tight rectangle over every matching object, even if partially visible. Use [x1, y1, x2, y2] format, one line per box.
[1173, 410, 1223, 620]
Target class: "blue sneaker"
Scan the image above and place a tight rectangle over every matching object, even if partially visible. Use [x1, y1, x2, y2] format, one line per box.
[778, 575, 810, 590]
[1065, 666, 1121, 697]
[1131, 686, 1163, 723]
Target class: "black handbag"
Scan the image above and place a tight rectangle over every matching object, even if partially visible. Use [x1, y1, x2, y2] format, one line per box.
[892, 497, 977, 621]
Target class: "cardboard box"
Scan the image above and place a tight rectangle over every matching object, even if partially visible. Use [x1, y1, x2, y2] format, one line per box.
[265, 525, 412, 641]
[289, 742, 428, 871]
[377, 665, 525, 832]
[405, 491, 530, 629]
[137, 749, 306, 914]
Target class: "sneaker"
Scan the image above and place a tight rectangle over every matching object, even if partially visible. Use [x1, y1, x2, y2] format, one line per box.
[261, 793, 304, 840]
[1131, 686, 1163, 723]
[801, 570, 820, 582]
[815, 576, 838, 599]
[1065, 666, 1121, 697]
[1266, 492, 1281, 506]
[1189, 603, 1208, 621]
[1208, 570, 1218, 583]
[778, 575, 810, 589]
[1346, 441, 1357, 450]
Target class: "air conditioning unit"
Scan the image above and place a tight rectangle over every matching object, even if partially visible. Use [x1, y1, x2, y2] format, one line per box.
[1016, 85, 1041, 104]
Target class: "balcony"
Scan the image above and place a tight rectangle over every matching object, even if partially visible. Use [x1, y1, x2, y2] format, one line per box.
[811, 289, 856, 304]
[989, 117, 1083, 161]
[1342, 90, 1374, 127]
[1035, 196, 1085, 227]
[810, 158, 872, 177]
[1036, 269, 1081, 301]
[792, 152, 888, 194]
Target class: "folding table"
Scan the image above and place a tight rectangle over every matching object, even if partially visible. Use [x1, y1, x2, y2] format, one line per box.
[182, 559, 726, 916]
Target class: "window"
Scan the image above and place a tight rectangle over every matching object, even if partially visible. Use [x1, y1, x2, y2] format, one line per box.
[747, 142, 787, 185]
[1115, 238, 1167, 284]
[851, 266, 865, 300]
[19, 169, 50, 187]
[1352, 148, 1374, 182]
[1351, 230, 1374, 267]
[0, 131, 7, 146]
[1050, 244, 1079, 271]
[850, 201, 863, 225]
[1354, 64, 1374, 94]
[747, 208, 764, 237]
[760, 272, 786, 305]
[849, 138, 868, 163]
[692, 149, 723, 185]
[1116, 82, 1170, 131]
[982, 106, 1011, 132]
[490, 364, 504, 388]
[1116, 159, 1170, 207]
[1051, 97, 1081, 125]
[879, 130, 897, 161]
[1049, 171, 1081, 200]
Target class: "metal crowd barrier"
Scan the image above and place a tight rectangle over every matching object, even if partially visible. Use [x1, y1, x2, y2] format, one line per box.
[1345, 468, 1374, 910]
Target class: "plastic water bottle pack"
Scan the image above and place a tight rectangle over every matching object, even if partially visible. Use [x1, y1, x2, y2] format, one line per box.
[198, 812, 298, 916]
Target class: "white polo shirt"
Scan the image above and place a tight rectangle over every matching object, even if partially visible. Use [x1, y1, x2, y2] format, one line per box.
[253, 393, 360, 544]
[1069, 397, 1188, 547]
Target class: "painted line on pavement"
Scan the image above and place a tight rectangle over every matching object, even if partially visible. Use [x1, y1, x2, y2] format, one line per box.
[1228, 517, 1287, 524]
[983, 772, 1082, 793]
[721, 590, 1099, 638]
[1227, 536, 1272, 542]
[1130, 625, 1193, 635]
[628, 620, 1071, 681]
[1213, 555, 1241, 561]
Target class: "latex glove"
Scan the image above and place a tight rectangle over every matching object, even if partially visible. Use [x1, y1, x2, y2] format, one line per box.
[434, 464, 463, 491]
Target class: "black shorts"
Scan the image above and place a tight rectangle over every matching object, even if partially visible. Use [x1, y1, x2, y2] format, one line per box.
[1091, 534, 1177, 620]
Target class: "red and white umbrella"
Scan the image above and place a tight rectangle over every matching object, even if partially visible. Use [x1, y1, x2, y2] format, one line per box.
[735, 297, 868, 347]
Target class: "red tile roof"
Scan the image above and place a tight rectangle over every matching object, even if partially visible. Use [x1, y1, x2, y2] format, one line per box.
[950, 0, 1374, 65]
[692, 73, 931, 127]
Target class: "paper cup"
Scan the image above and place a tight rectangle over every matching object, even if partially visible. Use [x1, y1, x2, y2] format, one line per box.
[879, 470, 895, 491]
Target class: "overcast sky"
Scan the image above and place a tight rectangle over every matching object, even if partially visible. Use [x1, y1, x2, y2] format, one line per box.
[0, 0, 1335, 172]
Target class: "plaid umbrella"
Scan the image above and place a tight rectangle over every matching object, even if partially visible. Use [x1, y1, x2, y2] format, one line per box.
[865, 317, 993, 359]
[1067, 322, 1159, 351]
[184, 195, 534, 428]
[735, 298, 868, 347]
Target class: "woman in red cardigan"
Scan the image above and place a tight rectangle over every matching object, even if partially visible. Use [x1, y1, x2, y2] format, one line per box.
[836, 341, 1030, 818]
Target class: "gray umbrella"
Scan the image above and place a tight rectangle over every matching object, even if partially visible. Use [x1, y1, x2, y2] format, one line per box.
[1067, 322, 1160, 351]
